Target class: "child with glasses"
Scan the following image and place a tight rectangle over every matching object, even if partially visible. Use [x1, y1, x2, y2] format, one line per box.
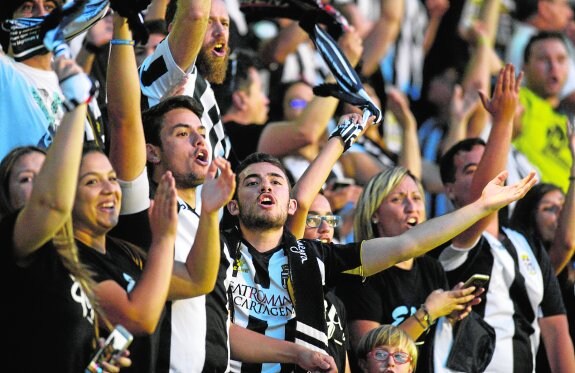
[356, 324, 418, 373]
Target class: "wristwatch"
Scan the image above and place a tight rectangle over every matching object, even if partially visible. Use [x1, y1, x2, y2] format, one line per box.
[421, 304, 435, 327]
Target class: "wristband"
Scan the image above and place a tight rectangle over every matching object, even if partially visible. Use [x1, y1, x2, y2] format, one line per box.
[569, 176, 575, 181]
[110, 39, 135, 46]
[59, 73, 98, 112]
[329, 117, 365, 152]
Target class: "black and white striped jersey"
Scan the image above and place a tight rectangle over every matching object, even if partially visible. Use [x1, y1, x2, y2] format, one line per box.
[225, 237, 362, 373]
[139, 37, 230, 160]
[437, 228, 565, 372]
[380, 0, 427, 101]
[113, 171, 232, 373]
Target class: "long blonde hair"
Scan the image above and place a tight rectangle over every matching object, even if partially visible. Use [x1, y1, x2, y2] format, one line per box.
[0, 146, 111, 347]
[353, 167, 425, 241]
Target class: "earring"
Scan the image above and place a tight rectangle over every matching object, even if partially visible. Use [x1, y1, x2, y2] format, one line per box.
[371, 218, 378, 224]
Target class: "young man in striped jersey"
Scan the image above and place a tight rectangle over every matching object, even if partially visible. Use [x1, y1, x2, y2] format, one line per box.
[437, 64, 575, 372]
[109, 7, 340, 372]
[224, 124, 535, 372]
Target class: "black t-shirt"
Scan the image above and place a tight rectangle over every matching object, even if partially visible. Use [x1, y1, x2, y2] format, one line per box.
[223, 121, 265, 171]
[1, 212, 97, 373]
[336, 255, 448, 372]
[77, 237, 159, 373]
[324, 290, 350, 373]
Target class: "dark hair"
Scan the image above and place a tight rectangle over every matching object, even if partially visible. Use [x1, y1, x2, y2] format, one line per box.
[212, 48, 263, 114]
[0, 0, 64, 53]
[144, 19, 168, 36]
[523, 31, 567, 64]
[141, 95, 204, 147]
[512, 0, 539, 22]
[509, 182, 562, 245]
[439, 138, 486, 184]
[234, 152, 291, 198]
[0, 0, 63, 22]
[0, 146, 46, 217]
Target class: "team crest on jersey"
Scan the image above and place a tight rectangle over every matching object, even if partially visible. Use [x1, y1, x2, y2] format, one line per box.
[233, 257, 249, 273]
[520, 253, 537, 276]
[281, 264, 289, 289]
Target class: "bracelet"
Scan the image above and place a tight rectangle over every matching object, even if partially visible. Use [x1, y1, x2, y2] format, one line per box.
[110, 39, 135, 46]
[421, 304, 435, 327]
[413, 312, 428, 330]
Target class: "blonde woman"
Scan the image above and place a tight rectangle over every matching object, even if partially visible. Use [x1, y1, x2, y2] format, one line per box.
[0, 56, 130, 372]
[337, 167, 481, 371]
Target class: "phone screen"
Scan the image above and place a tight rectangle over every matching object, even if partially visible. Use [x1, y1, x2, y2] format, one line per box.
[86, 326, 133, 373]
[463, 274, 490, 289]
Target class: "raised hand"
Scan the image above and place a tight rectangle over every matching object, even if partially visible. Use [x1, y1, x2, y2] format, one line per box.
[478, 64, 523, 125]
[53, 55, 97, 111]
[479, 170, 537, 212]
[450, 84, 480, 128]
[149, 171, 178, 241]
[329, 112, 372, 152]
[386, 87, 416, 129]
[201, 157, 236, 214]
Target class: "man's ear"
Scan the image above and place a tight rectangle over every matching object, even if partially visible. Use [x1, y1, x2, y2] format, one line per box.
[227, 199, 240, 216]
[146, 144, 161, 164]
[287, 198, 297, 215]
[443, 182, 456, 201]
[232, 91, 248, 111]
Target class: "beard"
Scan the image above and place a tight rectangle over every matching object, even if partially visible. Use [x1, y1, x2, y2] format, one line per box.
[197, 45, 229, 84]
[172, 170, 205, 190]
[237, 200, 287, 231]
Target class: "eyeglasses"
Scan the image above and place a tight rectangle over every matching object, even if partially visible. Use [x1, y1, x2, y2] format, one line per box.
[289, 98, 308, 109]
[368, 349, 411, 365]
[305, 214, 342, 228]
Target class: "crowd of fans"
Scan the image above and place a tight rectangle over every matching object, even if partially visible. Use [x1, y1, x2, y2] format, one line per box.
[1, 0, 575, 372]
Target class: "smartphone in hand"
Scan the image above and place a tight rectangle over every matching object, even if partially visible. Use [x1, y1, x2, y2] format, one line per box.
[86, 325, 133, 373]
[463, 274, 490, 289]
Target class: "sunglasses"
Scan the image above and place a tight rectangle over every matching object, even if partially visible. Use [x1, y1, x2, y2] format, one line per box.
[368, 349, 411, 365]
[305, 214, 342, 228]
